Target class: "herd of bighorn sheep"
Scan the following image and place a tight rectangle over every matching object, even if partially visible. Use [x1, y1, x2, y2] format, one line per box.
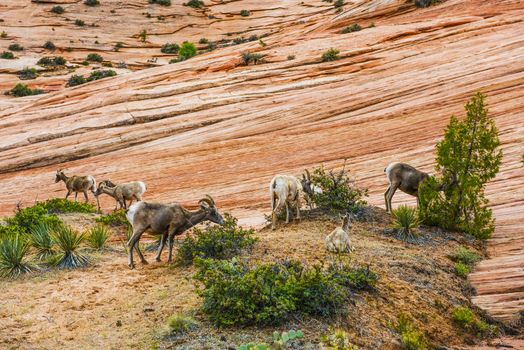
[54, 161, 442, 269]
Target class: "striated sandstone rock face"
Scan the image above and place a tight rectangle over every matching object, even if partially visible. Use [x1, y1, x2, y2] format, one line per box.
[0, 0, 523, 330]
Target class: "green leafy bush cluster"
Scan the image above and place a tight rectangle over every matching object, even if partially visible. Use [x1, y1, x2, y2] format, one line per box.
[68, 74, 87, 87]
[238, 330, 304, 350]
[86, 53, 104, 62]
[161, 43, 179, 54]
[419, 93, 502, 239]
[9, 83, 43, 97]
[341, 23, 361, 34]
[0, 234, 33, 278]
[451, 246, 481, 278]
[322, 48, 340, 62]
[184, 0, 204, 8]
[51, 6, 65, 14]
[390, 205, 420, 242]
[84, 0, 100, 6]
[43, 41, 56, 50]
[321, 329, 359, 350]
[415, 0, 441, 8]
[166, 313, 198, 334]
[37, 56, 66, 66]
[240, 10, 250, 17]
[194, 258, 377, 327]
[242, 52, 265, 66]
[75, 19, 86, 27]
[86, 225, 110, 250]
[8, 43, 23, 51]
[394, 314, 427, 350]
[1, 51, 15, 59]
[178, 42, 197, 59]
[67, 70, 116, 87]
[452, 307, 497, 338]
[96, 209, 129, 227]
[18, 67, 39, 80]
[304, 164, 367, 213]
[149, 0, 171, 5]
[176, 213, 257, 266]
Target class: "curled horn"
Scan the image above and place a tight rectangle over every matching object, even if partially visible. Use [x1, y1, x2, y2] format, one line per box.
[205, 194, 216, 206]
[199, 195, 214, 208]
[305, 169, 311, 180]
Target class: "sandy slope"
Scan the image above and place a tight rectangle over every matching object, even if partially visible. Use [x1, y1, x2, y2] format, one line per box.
[0, 0, 522, 330]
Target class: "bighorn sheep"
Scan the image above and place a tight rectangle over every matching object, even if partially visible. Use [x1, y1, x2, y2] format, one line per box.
[270, 175, 303, 230]
[54, 170, 96, 203]
[384, 162, 456, 213]
[326, 213, 353, 253]
[95, 181, 146, 211]
[301, 169, 323, 209]
[125, 195, 224, 269]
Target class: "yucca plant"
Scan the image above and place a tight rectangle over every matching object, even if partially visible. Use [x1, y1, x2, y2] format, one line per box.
[87, 225, 110, 250]
[30, 222, 55, 260]
[391, 205, 421, 242]
[0, 234, 33, 278]
[51, 225, 89, 269]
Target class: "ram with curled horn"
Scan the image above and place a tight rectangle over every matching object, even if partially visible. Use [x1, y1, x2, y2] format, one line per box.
[125, 194, 225, 269]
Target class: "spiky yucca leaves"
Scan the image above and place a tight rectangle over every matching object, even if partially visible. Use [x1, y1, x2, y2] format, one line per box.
[51, 225, 89, 269]
[30, 223, 55, 260]
[391, 205, 421, 242]
[87, 225, 110, 250]
[0, 234, 33, 278]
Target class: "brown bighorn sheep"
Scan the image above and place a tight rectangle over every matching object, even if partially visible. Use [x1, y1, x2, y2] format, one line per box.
[270, 175, 303, 230]
[125, 195, 224, 269]
[384, 162, 457, 213]
[54, 170, 96, 203]
[301, 169, 323, 209]
[95, 181, 146, 211]
[326, 213, 353, 253]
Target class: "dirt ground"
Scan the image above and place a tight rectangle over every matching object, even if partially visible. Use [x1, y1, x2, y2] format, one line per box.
[0, 210, 518, 350]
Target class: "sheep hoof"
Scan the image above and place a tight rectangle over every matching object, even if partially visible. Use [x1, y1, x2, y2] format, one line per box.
[128, 263, 135, 269]
[141, 260, 149, 265]
[156, 257, 161, 262]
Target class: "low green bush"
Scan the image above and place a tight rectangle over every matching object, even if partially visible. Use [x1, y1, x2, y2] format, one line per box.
[334, 0, 344, 8]
[43, 41, 56, 50]
[391, 205, 420, 242]
[394, 314, 427, 350]
[451, 246, 481, 265]
[321, 329, 359, 350]
[68, 74, 87, 87]
[8, 43, 23, 51]
[178, 42, 197, 60]
[341, 23, 361, 34]
[0, 234, 33, 278]
[161, 43, 179, 54]
[1, 51, 14, 59]
[50, 6, 65, 14]
[240, 10, 250, 17]
[75, 19, 86, 27]
[199, 38, 209, 44]
[184, 0, 204, 8]
[452, 306, 497, 338]
[454, 262, 469, 278]
[176, 213, 256, 266]
[149, 0, 171, 5]
[96, 209, 129, 227]
[84, 0, 100, 6]
[166, 313, 198, 334]
[9, 83, 43, 97]
[87, 225, 110, 250]
[18, 67, 39, 80]
[30, 223, 56, 260]
[415, 0, 441, 8]
[238, 330, 304, 350]
[322, 48, 340, 62]
[86, 53, 103, 62]
[87, 69, 116, 81]
[37, 56, 67, 66]
[50, 225, 89, 269]
[195, 258, 376, 327]
[242, 52, 265, 66]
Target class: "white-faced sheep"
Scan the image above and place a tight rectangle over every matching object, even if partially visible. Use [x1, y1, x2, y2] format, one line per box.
[125, 195, 224, 269]
[54, 169, 96, 203]
[325, 213, 353, 253]
[95, 181, 146, 211]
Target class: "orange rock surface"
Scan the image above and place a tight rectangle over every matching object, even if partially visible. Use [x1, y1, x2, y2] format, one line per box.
[0, 0, 523, 334]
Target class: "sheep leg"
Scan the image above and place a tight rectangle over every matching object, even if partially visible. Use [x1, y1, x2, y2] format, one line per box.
[155, 232, 168, 262]
[271, 196, 282, 230]
[285, 203, 290, 224]
[167, 229, 179, 264]
[385, 184, 398, 214]
[65, 190, 71, 200]
[83, 190, 89, 203]
[295, 197, 301, 221]
[74, 192, 78, 202]
[384, 185, 391, 213]
[127, 225, 148, 269]
[134, 245, 148, 265]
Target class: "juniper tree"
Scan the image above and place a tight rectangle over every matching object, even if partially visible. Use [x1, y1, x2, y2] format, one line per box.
[419, 92, 502, 239]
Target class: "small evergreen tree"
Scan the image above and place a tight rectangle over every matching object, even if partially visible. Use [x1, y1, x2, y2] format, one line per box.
[419, 92, 502, 239]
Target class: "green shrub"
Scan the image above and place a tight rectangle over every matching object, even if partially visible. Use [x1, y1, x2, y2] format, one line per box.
[139, 29, 147, 42]
[149, 0, 171, 5]
[238, 330, 304, 350]
[30, 223, 56, 260]
[0, 31, 7, 38]
[195, 258, 374, 327]
[87, 225, 110, 250]
[43, 41, 56, 50]
[96, 209, 129, 227]
[84, 0, 100, 6]
[454, 262, 469, 278]
[303, 164, 367, 213]
[8, 43, 23, 51]
[419, 93, 502, 239]
[240, 10, 250, 17]
[75, 19, 86, 27]
[68, 74, 87, 87]
[391, 205, 420, 241]
[184, 0, 204, 8]
[327, 262, 378, 291]
[321, 329, 359, 350]
[452, 306, 498, 338]
[199, 38, 209, 44]
[51, 6, 65, 14]
[87, 69, 116, 81]
[18, 67, 39, 80]
[415, 0, 441, 8]
[287, 55, 295, 60]
[394, 314, 427, 350]
[176, 213, 257, 266]
[7, 203, 61, 234]
[166, 313, 198, 334]
[451, 246, 481, 265]
[86, 53, 103, 62]
[37, 56, 66, 66]
[0, 234, 33, 278]
[51, 225, 89, 269]
[178, 42, 197, 60]
[160, 43, 179, 54]
[9, 83, 44, 97]
[242, 52, 265, 66]
[1, 51, 14, 59]
[341, 23, 361, 33]
[334, 0, 344, 8]
[322, 48, 340, 62]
